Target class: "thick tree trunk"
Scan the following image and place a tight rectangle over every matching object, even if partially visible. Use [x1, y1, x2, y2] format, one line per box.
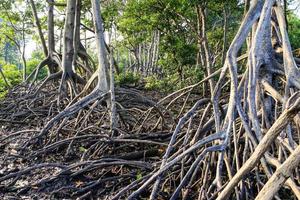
[38, 0, 111, 138]
[72, 0, 81, 70]
[48, 0, 55, 57]
[26, 0, 59, 82]
[91, 0, 109, 92]
[62, 0, 77, 78]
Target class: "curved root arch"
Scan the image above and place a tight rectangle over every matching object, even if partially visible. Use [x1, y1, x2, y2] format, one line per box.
[128, 1, 300, 199]
[1, 0, 300, 199]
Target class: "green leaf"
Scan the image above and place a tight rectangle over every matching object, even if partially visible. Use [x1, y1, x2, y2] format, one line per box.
[79, 146, 87, 152]
[136, 171, 142, 180]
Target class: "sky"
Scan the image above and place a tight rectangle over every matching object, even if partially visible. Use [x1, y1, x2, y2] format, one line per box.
[290, 0, 300, 17]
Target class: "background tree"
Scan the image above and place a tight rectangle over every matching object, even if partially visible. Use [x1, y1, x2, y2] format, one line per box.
[0, 1, 300, 200]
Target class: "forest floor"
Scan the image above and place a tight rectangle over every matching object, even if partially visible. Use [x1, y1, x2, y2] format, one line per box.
[0, 81, 202, 199]
[2, 77, 298, 200]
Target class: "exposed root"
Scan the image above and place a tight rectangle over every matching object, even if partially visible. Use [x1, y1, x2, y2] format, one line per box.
[1, 1, 300, 200]
[0, 83, 175, 199]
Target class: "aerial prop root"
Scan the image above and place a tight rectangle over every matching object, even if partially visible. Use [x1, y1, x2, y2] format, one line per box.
[22, 89, 109, 148]
[216, 92, 300, 200]
[125, 98, 223, 199]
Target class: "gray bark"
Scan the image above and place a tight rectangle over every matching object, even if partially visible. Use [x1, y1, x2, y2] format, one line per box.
[91, 0, 109, 92]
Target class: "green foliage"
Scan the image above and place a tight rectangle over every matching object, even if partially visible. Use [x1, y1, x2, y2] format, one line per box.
[0, 0, 299, 99]
[183, 67, 205, 84]
[115, 72, 140, 86]
[26, 50, 47, 80]
[1, 63, 22, 86]
[0, 0, 33, 41]
[144, 75, 163, 91]
[145, 67, 204, 92]
[145, 74, 180, 92]
[101, 0, 122, 29]
[288, 13, 300, 50]
[0, 50, 46, 98]
[0, 90, 8, 99]
[26, 58, 47, 80]
[79, 146, 87, 153]
[115, 0, 243, 92]
[0, 62, 22, 97]
[136, 170, 142, 181]
[0, 42, 19, 65]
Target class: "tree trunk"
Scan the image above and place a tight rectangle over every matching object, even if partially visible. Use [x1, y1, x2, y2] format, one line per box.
[72, 0, 81, 70]
[91, 0, 109, 92]
[48, 0, 55, 56]
[21, 27, 27, 81]
[29, 0, 48, 57]
[62, 0, 77, 79]
[221, 5, 228, 65]
[197, 5, 214, 94]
